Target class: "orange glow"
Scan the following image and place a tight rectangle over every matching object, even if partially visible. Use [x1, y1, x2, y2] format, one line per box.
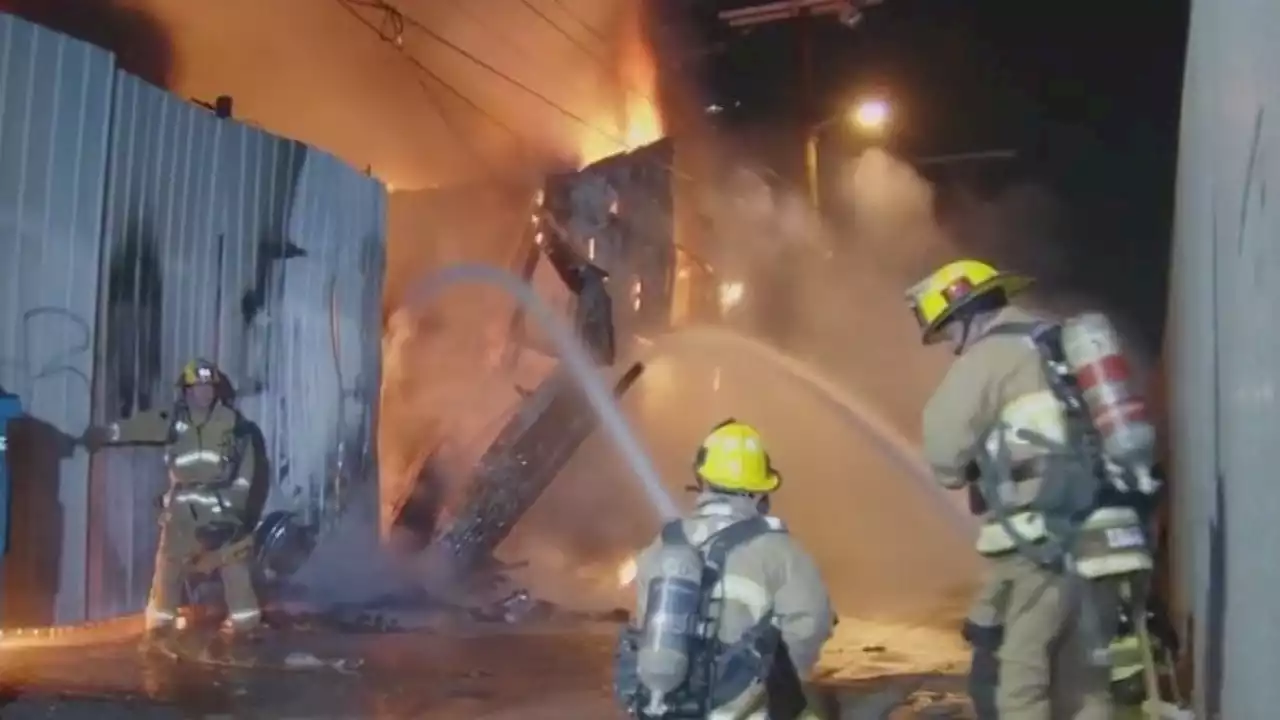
[617, 556, 638, 587]
[577, 1, 664, 166]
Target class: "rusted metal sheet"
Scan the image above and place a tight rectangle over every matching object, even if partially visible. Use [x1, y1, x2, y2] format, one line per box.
[0, 15, 115, 625]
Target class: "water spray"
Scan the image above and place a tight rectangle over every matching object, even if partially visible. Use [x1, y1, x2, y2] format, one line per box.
[644, 327, 974, 535]
[407, 263, 680, 520]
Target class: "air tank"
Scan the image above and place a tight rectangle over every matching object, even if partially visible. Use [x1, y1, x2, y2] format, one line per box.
[1060, 313, 1157, 469]
[637, 540, 706, 704]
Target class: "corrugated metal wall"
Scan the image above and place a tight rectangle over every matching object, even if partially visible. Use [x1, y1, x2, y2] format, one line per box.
[1172, 0, 1278, 716]
[0, 13, 386, 623]
[0, 14, 115, 626]
[89, 72, 229, 618]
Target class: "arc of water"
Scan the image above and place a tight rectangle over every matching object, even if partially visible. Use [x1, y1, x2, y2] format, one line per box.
[407, 264, 680, 520]
[642, 327, 975, 536]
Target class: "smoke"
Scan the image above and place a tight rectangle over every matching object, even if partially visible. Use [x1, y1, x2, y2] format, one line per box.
[1, 0, 174, 85]
[504, 143, 1150, 625]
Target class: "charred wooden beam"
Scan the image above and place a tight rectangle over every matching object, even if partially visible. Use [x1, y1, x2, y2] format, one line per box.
[432, 362, 645, 574]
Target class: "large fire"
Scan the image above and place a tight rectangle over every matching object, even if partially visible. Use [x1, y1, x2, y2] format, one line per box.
[577, 2, 664, 166]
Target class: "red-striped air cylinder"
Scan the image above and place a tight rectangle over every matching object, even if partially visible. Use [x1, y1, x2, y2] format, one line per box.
[1060, 312, 1157, 468]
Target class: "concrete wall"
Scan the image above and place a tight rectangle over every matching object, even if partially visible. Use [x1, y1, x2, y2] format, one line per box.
[0, 13, 386, 623]
[1172, 0, 1280, 715]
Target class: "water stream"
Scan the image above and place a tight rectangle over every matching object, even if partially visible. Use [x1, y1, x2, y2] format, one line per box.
[407, 263, 681, 519]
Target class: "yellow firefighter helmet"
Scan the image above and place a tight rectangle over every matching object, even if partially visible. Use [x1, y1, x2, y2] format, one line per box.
[693, 419, 781, 494]
[178, 358, 222, 387]
[905, 259, 1032, 342]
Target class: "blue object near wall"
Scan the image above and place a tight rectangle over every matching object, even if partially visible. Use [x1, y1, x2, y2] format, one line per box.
[0, 392, 21, 557]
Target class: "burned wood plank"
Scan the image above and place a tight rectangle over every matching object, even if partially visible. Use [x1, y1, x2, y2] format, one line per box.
[433, 361, 645, 574]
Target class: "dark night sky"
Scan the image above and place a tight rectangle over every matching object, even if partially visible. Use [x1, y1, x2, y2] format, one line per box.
[684, 0, 1191, 348]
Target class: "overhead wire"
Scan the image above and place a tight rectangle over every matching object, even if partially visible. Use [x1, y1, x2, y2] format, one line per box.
[383, 2, 635, 157]
[515, 0, 609, 65]
[341, 0, 718, 191]
[546, 0, 612, 45]
[333, 0, 534, 170]
[515, 0, 669, 118]
[444, 0, 560, 74]
[339, 0, 722, 276]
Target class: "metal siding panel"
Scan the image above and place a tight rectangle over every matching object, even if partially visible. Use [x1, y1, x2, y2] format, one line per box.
[1176, 0, 1280, 715]
[2, 12, 386, 623]
[273, 150, 385, 530]
[216, 124, 303, 524]
[0, 15, 114, 624]
[89, 72, 223, 619]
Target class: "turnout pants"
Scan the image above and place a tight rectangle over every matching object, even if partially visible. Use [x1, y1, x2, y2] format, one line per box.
[145, 492, 261, 631]
[968, 553, 1119, 720]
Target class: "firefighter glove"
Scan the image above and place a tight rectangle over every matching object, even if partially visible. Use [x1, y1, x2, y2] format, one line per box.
[80, 425, 111, 452]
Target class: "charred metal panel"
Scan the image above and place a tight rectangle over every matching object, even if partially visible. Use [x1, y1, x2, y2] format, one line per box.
[1173, 0, 1280, 715]
[90, 71, 229, 620]
[89, 74, 387, 618]
[547, 140, 676, 349]
[584, 139, 676, 341]
[420, 142, 676, 569]
[0, 15, 114, 625]
[528, 139, 675, 362]
[250, 150, 385, 531]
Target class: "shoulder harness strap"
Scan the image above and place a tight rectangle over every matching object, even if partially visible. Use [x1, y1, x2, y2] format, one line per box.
[701, 516, 784, 572]
[660, 519, 688, 546]
[982, 321, 1062, 357]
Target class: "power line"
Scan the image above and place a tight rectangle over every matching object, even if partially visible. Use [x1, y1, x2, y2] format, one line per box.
[339, 0, 718, 272]
[444, 0, 557, 74]
[547, 0, 611, 45]
[333, 0, 533, 166]
[517, 0, 667, 116]
[341, 0, 711, 189]
[380, 1, 634, 156]
[516, 0, 608, 65]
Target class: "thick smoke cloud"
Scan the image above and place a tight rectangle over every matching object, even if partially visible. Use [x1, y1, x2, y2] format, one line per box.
[1, 0, 174, 85]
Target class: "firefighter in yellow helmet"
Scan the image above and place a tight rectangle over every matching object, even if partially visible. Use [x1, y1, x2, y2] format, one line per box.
[906, 260, 1129, 720]
[82, 358, 264, 663]
[616, 419, 834, 720]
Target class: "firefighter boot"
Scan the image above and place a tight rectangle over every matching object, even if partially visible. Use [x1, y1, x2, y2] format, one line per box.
[199, 622, 263, 667]
[138, 625, 182, 660]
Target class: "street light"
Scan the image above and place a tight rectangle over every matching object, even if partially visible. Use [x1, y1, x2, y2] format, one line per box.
[850, 97, 890, 135]
[805, 97, 892, 210]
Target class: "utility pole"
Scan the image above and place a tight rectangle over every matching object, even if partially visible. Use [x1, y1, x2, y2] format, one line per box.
[717, 0, 883, 210]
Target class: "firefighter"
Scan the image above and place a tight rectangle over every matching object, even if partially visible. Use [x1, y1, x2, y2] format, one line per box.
[616, 419, 833, 720]
[83, 359, 263, 662]
[906, 259, 1149, 720]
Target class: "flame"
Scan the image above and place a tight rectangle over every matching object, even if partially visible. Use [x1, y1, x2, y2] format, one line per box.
[617, 556, 639, 587]
[719, 281, 746, 313]
[577, 2, 663, 167]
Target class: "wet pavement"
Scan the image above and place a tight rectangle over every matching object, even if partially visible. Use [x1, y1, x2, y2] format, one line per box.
[0, 618, 974, 718]
[0, 622, 628, 719]
[0, 328, 996, 717]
